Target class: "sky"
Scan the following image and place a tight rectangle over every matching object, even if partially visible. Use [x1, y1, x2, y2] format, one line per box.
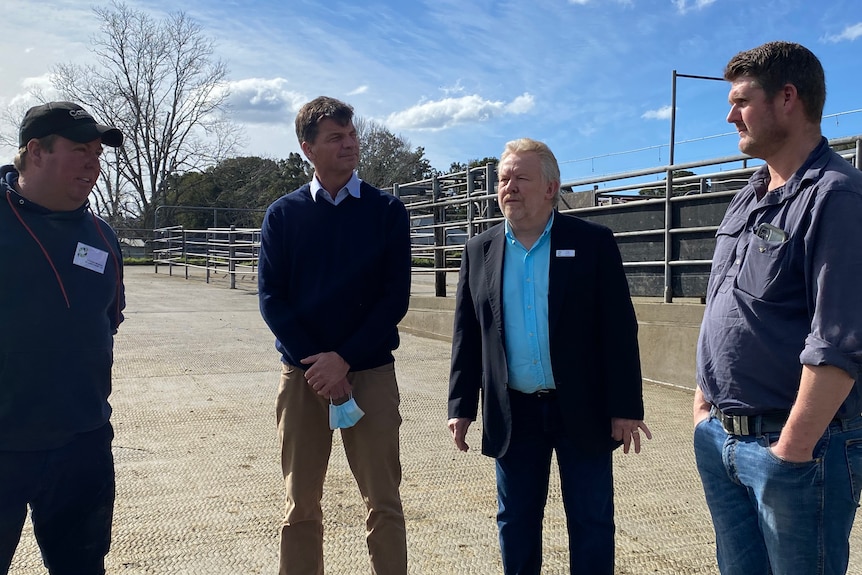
[2, 0, 862, 184]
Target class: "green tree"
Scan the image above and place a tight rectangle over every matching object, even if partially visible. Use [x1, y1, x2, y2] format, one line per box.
[163, 153, 314, 229]
[354, 117, 433, 188]
[279, 152, 315, 194]
[448, 157, 498, 174]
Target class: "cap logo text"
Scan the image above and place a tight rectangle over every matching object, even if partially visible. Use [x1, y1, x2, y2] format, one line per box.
[69, 109, 93, 120]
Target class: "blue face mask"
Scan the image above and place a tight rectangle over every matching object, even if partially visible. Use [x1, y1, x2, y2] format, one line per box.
[329, 394, 365, 430]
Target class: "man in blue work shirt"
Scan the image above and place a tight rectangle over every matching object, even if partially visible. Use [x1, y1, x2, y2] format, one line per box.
[694, 41, 862, 575]
[448, 138, 651, 575]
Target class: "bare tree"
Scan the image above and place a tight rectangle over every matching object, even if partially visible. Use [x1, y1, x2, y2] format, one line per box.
[52, 1, 243, 228]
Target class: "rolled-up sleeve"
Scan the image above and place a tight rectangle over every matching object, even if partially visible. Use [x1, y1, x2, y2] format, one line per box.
[800, 189, 862, 379]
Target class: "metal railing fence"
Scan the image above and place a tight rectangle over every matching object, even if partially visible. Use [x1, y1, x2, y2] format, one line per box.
[148, 135, 861, 299]
[152, 226, 260, 289]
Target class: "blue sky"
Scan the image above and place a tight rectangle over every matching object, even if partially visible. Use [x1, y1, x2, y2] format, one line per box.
[2, 0, 861, 183]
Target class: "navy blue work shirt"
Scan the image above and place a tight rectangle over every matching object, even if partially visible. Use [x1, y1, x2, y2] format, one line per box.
[697, 138, 862, 417]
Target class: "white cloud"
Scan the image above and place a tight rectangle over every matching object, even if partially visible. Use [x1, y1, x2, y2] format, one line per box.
[386, 93, 535, 131]
[440, 81, 466, 97]
[0, 74, 59, 111]
[222, 78, 306, 124]
[19, 74, 54, 92]
[506, 94, 536, 114]
[642, 105, 673, 120]
[823, 22, 862, 43]
[577, 123, 598, 137]
[673, 0, 717, 14]
[347, 85, 369, 96]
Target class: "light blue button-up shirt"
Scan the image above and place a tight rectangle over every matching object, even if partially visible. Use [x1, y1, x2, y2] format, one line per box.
[310, 171, 361, 205]
[503, 212, 556, 393]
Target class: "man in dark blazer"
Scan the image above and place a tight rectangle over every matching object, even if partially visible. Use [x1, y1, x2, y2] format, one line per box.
[448, 138, 651, 575]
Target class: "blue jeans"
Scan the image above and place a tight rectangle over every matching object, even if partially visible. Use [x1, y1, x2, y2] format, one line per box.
[0, 423, 115, 575]
[694, 415, 862, 575]
[496, 390, 614, 575]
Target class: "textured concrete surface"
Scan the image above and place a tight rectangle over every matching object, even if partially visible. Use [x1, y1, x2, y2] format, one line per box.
[8, 266, 861, 574]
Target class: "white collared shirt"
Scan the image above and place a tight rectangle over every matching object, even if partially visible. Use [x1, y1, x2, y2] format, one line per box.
[310, 171, 362, 205]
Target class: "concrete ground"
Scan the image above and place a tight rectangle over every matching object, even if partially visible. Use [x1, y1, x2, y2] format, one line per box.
[8, 266, 861, 574]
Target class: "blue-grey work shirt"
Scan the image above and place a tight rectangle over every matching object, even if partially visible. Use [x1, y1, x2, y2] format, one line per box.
[696, 138, 862, 418]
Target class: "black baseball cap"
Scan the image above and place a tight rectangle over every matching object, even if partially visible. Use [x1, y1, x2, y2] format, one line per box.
[19, 101, 124, 148]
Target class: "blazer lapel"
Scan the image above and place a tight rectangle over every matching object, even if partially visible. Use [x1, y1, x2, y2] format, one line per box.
[483, 227, 506, 338]
[548, 218, 575, 335]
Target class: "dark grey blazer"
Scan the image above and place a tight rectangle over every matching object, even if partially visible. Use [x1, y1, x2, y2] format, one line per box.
[448, 212, 644, 458]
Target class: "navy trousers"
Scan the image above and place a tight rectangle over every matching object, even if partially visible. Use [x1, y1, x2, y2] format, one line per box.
[0, 423, 115, 575]
[496, 390, 615, 575]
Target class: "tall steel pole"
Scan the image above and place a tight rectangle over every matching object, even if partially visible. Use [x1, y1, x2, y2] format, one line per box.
[664, 71, 724, 302]
[669, 72, 725, 168]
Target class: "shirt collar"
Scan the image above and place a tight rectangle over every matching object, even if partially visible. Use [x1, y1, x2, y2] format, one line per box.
[504, 211, 555, 248]
[750, 137, 830, 205]
[310, 171, 362, 203]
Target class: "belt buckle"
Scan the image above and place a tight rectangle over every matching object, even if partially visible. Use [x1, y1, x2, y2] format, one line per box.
[720, 413, 750, 435]
[534, 389, 553, 398]
[730, 414, 750, 435]
[715, 407, 750, 435]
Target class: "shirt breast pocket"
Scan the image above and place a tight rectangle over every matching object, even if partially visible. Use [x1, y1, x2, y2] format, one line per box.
[712, 217, 746, 295]
[735, 235, 791, 300]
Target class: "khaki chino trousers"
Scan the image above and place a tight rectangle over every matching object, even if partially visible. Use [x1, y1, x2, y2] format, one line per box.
[276, 361, 407, 575]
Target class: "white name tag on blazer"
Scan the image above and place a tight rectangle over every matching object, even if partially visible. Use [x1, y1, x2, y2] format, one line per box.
[556, 249, 576, 257]
[73, 242, 108, 274]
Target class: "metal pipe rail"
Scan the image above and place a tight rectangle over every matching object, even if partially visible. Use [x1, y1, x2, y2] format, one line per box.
[150, 135, 860, 297]
[153, 226, 260, 289]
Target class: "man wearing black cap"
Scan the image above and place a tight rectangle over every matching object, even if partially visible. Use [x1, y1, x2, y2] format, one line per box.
[0, 101, 126, 574]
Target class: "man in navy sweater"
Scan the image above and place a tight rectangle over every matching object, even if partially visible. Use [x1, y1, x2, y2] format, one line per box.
[258, 96, 411, 575]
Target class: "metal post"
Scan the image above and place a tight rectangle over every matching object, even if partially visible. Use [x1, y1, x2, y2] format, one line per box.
[484, 162, 496, 233]
[229, 225, 237, 289]
[669, 70, 678, 167]
[663, 170, 674, 303]
[669, 71, 726, 168]
[167, 232, 174, 276]
[154, 228, 160, 274]
[466, 166, 475, 234]
[481, 166, 489, 229]
[432, 176, 446, 297]
[205, 230, 211, 284]
[856, 137, 861, 170]
[665, 70, 725, 303]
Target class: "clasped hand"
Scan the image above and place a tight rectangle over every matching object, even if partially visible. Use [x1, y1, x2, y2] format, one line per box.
[301, 351, 351, 399]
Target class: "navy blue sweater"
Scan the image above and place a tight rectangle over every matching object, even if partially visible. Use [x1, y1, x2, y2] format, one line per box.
[0, 166, 125, 451]
[258, 182, 411, 371]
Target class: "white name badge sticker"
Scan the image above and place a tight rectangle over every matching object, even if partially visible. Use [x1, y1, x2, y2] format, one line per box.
[73, 242, 109, 274]
[556, 249, 576, 258]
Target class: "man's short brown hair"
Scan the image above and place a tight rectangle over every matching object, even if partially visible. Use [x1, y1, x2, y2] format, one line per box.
[724, 41, 826, 124]
[294, 97, 354, 146]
